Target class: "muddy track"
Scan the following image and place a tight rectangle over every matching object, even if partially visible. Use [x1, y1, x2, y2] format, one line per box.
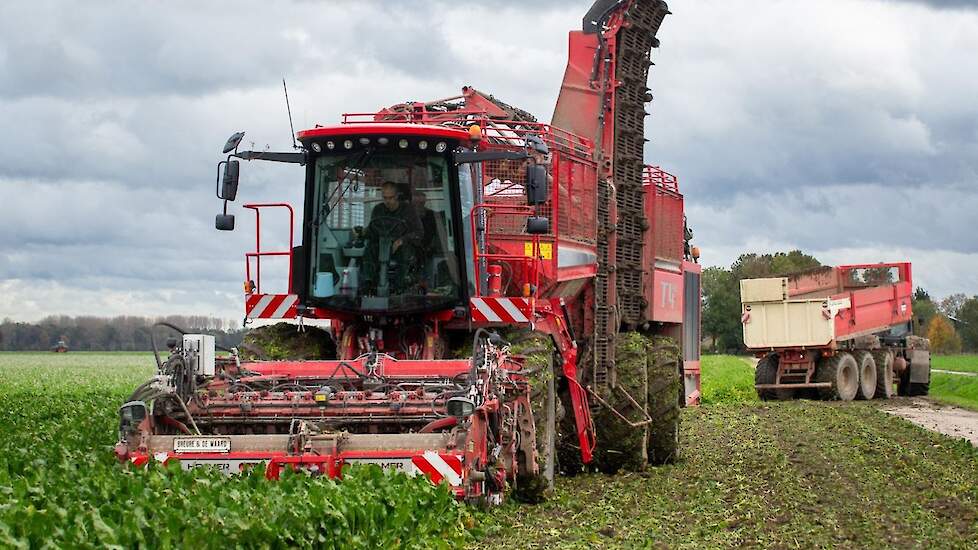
[884, 398, 978, 446]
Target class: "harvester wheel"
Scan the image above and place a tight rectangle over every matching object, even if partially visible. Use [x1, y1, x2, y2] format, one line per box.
[647, 336, 682, 465]
[815, 352, 859, 401]
[591, 332, 650, 474]
[854, 351, 877, 400]
[754, 353, 794, 401]
[872, 350, 895, 399]
[506, 330, 559, 503]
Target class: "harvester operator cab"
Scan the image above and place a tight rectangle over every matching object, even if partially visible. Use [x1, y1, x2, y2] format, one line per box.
[304, 135, 465, 315]
[213, 126, 550, 319]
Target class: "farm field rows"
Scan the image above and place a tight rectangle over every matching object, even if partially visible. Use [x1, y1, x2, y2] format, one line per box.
[2, 352, 977, 548]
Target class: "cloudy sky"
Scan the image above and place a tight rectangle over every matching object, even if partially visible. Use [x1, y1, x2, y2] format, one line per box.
[1, 0, 976, 322]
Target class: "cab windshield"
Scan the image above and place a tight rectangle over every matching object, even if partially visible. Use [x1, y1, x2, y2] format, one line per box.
[308, 148, 462, 314]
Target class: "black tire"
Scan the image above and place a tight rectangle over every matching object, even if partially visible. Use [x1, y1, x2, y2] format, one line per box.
[872, 350, 895, 399]
[591, 332, 650, 474]
[647, 336, 681, 465]
[754, 353, 794, 401]
[815, 352, 859, 401]
[854, 351, 877, 400]
[754, 354, 777, 401]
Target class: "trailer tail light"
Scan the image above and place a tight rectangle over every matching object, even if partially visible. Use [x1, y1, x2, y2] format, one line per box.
[741, 312, 750, 323]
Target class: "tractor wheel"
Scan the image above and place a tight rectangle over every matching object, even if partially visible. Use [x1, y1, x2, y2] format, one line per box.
[506, 330, 559, 503]
[591, 332, 650, 474]
[815, 352, 859, 401]
[854, 351, 877, 400]
[647, 336, 682, 466]
[754, 353, 794, 401]
[872, 351, 895, 399]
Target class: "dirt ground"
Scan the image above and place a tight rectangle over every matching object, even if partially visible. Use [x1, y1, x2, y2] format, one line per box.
[884, 398, 978, 446]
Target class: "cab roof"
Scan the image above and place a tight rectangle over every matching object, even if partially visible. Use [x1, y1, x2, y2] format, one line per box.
[296, 124, 469, 141]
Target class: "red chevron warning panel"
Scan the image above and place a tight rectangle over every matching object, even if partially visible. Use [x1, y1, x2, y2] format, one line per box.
[411, 452, 463, 486]
[245, 294, 299, 319]
[469, 297, 533, 323]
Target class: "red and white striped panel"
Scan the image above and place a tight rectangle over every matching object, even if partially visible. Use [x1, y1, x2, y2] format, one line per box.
[412, 452, 463, 486]
[245, 294, 299, 319]
[469, 297, 533, 323]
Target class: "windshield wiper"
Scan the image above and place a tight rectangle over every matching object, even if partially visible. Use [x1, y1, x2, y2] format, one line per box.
[312, 148, 375, 228]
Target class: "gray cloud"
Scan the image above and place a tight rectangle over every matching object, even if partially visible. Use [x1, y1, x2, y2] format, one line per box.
[0, 0, 976, 322]
[887, 0, 978, 9]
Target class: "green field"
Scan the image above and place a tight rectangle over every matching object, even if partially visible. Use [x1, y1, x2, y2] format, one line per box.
[933, 355, 978, 374]
[2, 352, 978, 548]
[698, 355, 756, 405]
[0, 352, 470, 548]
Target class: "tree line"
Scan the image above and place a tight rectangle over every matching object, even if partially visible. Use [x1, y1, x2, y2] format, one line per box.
[702, 250, 978, 355]
[0, 315, 246, 352]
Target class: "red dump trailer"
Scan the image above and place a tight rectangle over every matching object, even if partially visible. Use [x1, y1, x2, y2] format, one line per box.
[741, 262, 931, 401]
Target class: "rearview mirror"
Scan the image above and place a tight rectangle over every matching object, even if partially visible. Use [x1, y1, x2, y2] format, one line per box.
[221, 160, 240, 201]
[446, 396, 476, 418]
[215, 213, 235, 231]
[526, 164, 548, 205]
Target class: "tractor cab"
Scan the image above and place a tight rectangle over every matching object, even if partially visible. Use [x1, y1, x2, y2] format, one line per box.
[296, 125, 470, 317]
[213, 122, 542, 326]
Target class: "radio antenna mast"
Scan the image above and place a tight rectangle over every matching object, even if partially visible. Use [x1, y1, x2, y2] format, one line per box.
[283, 78, 298, 149]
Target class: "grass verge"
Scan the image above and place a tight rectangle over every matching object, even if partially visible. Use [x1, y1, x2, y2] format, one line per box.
[933, 355, 978, 374]
[930, 372, 978, 411]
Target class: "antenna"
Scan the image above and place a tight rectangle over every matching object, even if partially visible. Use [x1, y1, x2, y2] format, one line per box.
[283, 78, 298, 149]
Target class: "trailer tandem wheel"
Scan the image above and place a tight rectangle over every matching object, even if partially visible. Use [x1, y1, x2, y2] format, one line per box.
[854, 351, 877, 400]
[754, 353, 795, 401]
[815, 352, 859, 401]
[872, 350, 895, 399]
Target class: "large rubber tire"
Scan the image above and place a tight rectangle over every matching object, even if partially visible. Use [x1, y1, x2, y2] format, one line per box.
[872, 350, 895, 399]
[591, 332, 650, 474]
[815, 352, 859, 401]
[754, 353, 795, 401]
[854, 351, 877, 400]
[506, 330, 558, 503]
[647, 336, 681, 466]
[754, 354, 777, 401]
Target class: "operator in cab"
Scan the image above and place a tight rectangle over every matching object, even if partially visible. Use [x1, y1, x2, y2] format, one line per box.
[361, 181, 424, 295]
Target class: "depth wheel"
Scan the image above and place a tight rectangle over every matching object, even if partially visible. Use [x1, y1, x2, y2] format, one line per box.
[506, 330, 558, 503]
[647, 336, 681, 465]
[872, 351, 895, 399]
[815, 352, 859, 401]
[854, 351, 877, 400]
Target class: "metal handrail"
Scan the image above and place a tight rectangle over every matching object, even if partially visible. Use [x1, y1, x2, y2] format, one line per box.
[243, 203, 294, 294]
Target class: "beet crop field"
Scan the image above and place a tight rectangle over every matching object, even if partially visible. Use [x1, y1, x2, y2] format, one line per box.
[2, 352, 978, 548]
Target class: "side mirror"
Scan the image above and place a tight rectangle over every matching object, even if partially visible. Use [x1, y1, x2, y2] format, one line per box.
[526, 164, 548, 205]
[526, 216, 550, 235]
[446, 396, 476, 418]
[216, 213, 235, 231]
[221, 160, 240, 201]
